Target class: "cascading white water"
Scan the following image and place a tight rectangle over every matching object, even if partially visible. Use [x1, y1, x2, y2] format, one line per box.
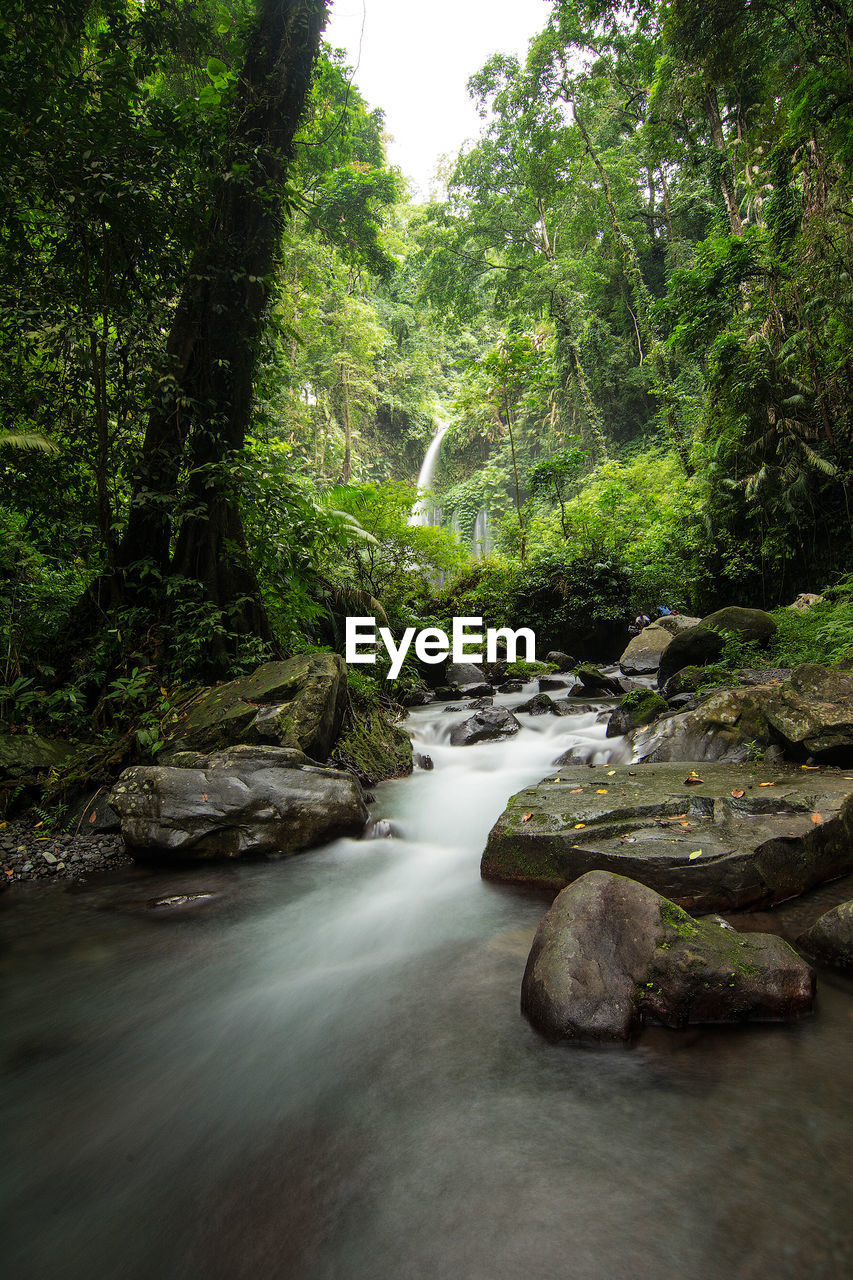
[409, 418, 449, 527]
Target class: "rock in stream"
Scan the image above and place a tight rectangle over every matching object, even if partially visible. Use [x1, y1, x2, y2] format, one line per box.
[482, 760, 853, 912]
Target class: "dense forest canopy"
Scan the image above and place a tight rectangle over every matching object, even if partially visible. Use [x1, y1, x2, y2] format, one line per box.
[2, 0, 852, 758]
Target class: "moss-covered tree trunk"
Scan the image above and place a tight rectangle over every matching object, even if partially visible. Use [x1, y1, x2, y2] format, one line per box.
[120, 0, 329, 641]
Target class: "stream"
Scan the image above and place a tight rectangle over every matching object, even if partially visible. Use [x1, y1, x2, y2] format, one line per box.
[2, 683, 853, 1280]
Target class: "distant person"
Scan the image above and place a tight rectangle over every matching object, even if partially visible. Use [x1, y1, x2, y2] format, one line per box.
[655, 605, 671, 618]
[635, 612, 651, 629]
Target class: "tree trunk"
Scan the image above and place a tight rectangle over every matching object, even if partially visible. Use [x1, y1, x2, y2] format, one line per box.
[121, 0, 329, 640]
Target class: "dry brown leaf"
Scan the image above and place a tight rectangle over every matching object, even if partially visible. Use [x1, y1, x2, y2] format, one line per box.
[811, 813, 823, 825]
[201, 793, 209, 802]
[684, 773, 703, 785]
[521, 812, 533, 823]
[731, 789, 745, 798]
[570, 787, 583, 793]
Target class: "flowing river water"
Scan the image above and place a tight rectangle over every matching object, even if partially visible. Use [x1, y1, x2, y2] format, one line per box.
[2, 683, 853, 1280]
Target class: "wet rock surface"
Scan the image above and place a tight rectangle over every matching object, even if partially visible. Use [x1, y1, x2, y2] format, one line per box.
[657, 626, 725, 687]
[482, 760, 853, 912]
[110, 744, 368, 861]
[521, 870, 815, 1044]
[607, 691, 668, 737]
[449, 707, 521, 746]
[798, 900, 853, 970]
[633, 663, 853, 765]
[576, 665, 625, 696]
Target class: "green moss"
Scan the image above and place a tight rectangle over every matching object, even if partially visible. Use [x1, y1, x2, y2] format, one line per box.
[660, 899, 699, 939]
[505, 660, 559, 678]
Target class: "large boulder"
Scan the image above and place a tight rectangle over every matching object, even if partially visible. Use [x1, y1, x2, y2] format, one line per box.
[702, 606, 777, 643]
[635, 663, 853, 765]
[168, 654, 347, 762]
[445, 662, 485, 688]
[109, 744, 368, 860]
[619, 624, 676, 676]
[798, 901, 853, 969]
[521, 870, 814, 1044]
[657, 626, 725, 688]
[0, 732, 83, 781]
[545, 651, 576, 672]
[619, 616, 700, 676]
[481, 760, 853, 912]
[449, 706, 521, 746]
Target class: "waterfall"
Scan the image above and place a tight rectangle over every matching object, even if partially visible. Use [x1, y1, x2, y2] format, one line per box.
[409, 419, 449, 527]
[473, 508, 492, 559]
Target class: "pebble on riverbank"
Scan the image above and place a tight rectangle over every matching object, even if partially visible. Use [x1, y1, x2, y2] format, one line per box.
[0, 821, 131, 886]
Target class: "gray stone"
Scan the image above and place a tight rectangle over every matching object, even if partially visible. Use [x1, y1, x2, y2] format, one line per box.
[538, 676, 572, 693]
[445, 662, 484, 688]
[618, 624, 675, 676]
[456, 682, 494, 699]
[449, 707, 521, 747]
[657, 626, 725, 688]
[481, 760, 853, 912]
[798, 900, 853, 969]
[576, 665, 625, 696]
[109, 745, 368, 861]
[635, 664, 853, 765]
[521, 870, 815, 1044]
[545, 651, 576, 672]
[515, 694, 556, 716]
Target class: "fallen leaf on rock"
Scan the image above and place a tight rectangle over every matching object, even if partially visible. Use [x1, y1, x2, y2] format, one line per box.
[201, 793, 209, 802]
[570, 787, 583, 793]
[801, 765, 820, 771]
[574, 823, 586, 830]
[89, 811, 97, 823]
[607, 770, 616, 776]
[811, 813, 823, 825]
[684, 773, 703, 785]
[689, 850, 703, 860]
[731, 789, 745, 798]
[759, 781, 777, 787]
[596, 789, 608, 794]
[521, 812, 533, 823]
[679, 821, 693, 828]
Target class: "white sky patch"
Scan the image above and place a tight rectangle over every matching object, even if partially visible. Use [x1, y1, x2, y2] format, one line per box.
[323, 0, 551, 198]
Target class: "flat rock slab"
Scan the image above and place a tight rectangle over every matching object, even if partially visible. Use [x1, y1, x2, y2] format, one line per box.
[482, 761, 853, 912]
[521, 870, 814, 1044]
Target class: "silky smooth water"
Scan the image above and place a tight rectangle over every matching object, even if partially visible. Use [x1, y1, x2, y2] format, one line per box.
[2, 687, 853, 1280]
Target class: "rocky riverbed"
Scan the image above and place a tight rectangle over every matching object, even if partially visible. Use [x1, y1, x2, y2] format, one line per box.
[0, 819, 130, 883]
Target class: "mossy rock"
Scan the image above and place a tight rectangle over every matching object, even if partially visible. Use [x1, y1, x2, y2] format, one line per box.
[169, 654, 347, 762]
[702, 606, 777, 643]
[332, 706, 412, 786]
[606, 690, 668, 737]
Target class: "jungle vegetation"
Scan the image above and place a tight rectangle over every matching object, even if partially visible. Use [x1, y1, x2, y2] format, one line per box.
[1, 0, 852, 745]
